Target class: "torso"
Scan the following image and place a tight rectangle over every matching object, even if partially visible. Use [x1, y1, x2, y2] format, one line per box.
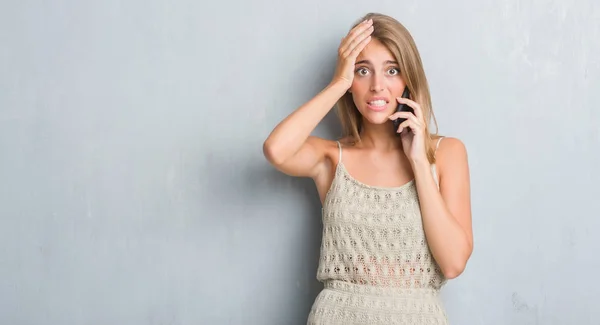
[314, 137, 440, 204]
[306, 136, 449, 324]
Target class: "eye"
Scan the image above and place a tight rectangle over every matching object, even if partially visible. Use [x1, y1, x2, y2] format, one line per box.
[355, 67, 369, 76]
[388, 67, 400, 76]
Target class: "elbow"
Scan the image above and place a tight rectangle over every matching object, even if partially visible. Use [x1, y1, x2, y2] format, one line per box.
[263, 139, 285, 166]
[442, 245, 472, 279]
[442, 262, 466, 279]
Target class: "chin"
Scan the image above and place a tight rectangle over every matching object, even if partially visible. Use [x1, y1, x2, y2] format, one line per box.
[358, 107, 395, 125]
[361, 112, 393, 125]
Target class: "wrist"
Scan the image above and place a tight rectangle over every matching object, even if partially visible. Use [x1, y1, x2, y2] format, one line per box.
[329, 78, 352, 92]
[410, 158, 431, 172]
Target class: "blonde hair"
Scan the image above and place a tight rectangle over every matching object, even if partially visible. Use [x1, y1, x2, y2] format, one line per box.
[336, 12, 440, 163]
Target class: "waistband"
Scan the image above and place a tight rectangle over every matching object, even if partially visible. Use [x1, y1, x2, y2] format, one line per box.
[324, 280, 441, 298]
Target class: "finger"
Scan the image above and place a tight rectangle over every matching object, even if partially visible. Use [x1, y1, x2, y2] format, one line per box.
[397, 119, 421, 134]
[342, 25, 374, 58]
[339, 20, 371, 53]
[406, 113, 421, 125]
[396, 97, 423, 120]
[388, 111, 415, 121]
[340, 20, 373, 55]
[397, 120, 412, 134]
[348, 35, 372, 58]
[397, 119, 409, 134]
[346, 19, 373, 42]
[398, 115, 423, 132]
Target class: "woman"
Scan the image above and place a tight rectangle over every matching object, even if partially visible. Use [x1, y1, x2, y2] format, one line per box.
[263, 12, 473, 325]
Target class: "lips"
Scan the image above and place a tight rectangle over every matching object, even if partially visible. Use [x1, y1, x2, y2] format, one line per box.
[366, 97, 389, 112]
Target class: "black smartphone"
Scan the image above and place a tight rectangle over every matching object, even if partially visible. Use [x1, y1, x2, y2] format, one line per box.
[393, 86, 413, 136]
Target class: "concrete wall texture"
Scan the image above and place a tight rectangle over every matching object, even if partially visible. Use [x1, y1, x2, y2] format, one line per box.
[1, 0, 599, 324]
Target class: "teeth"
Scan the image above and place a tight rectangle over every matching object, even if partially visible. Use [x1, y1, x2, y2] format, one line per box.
[369, 100, 386, 106]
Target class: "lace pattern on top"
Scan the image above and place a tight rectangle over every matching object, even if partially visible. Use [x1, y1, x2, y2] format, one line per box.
[316, 141, 446, 290]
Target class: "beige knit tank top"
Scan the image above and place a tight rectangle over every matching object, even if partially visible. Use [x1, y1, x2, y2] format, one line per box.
[316, 140, 447, 291]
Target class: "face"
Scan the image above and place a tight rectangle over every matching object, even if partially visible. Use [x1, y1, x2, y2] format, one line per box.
[350, 39, 406, 125]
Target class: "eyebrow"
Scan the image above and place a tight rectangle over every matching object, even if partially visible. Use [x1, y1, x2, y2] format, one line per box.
[355, 59, 399, 65]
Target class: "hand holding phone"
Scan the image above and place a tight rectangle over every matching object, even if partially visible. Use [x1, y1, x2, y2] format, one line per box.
[392, 86, 413, 136]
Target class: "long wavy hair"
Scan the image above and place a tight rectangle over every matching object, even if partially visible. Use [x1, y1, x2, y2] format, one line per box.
[336, 13, 440, 163]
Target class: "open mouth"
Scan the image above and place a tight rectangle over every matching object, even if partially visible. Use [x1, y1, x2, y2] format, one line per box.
[366, 98, 389, 111]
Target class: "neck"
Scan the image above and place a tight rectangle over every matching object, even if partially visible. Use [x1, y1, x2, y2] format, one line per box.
[358, 120, 401, 150]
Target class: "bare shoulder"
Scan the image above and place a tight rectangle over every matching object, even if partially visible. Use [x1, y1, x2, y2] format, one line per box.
[433, 136, 470, 186]
[304, 135, 343, 176]
[305, 135, 340, 158]
[434, 136, 470, 189]
[436, 136, 468, 162]
[306, 135, 337, 146]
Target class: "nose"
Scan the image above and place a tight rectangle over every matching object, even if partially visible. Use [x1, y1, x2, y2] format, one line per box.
[370, 73, 384, 92]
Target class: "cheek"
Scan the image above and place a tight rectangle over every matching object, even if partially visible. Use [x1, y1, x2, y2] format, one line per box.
[387, 76, 402, 86]
[350, 77, 369, 92]
[386, 79, 405, 97]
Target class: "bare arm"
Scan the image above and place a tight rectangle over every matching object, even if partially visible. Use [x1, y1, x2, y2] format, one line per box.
[263, 19, 374, 178]
[262, 81, 349, 177]
[412, 138, 473, 279]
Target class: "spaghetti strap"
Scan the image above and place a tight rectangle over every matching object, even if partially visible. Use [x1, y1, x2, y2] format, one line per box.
[335, 140, 343, 163]
[431, 137, 445, 188]
[434, 137, 445, 158]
